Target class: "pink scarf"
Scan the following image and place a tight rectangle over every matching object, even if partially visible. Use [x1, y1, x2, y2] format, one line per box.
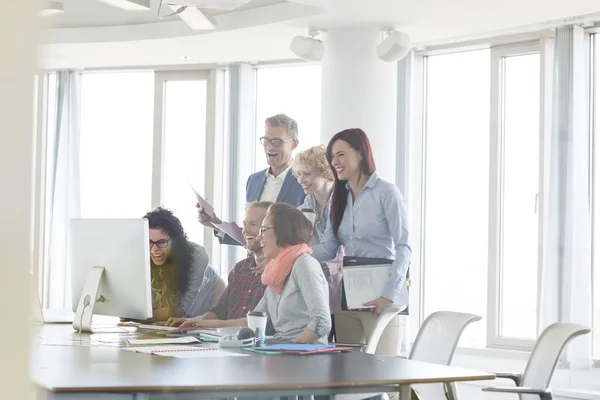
[261, 244, 312, 294]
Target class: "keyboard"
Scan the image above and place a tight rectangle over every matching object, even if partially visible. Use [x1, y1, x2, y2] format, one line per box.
[136, 324, 176, 331]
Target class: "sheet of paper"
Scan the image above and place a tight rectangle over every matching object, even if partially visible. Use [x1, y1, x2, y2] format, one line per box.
[188, 181, 215, 218]
[342, 264, 391, 309]
[156, 350, 249, 358]
[126, 336, 200, 346]
[214, 221, 245, 245]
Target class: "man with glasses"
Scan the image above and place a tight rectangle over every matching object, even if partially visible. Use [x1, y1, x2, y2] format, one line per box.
[198, 114, 305, 245]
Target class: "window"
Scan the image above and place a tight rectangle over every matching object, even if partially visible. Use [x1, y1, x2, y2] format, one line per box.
[420, 45, 542, 349]
[79, 72, 154, 218]
[593, 34, 600, 358]
[491, 50, 540, 342]
[254, 65, 322, 171]
[422, 49, 491, 347]
[161, 79, 208, 247]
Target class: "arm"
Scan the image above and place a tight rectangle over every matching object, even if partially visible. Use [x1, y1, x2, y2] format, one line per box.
[179, 245, 209, 316]
[294, 257, 331, 343]
[380, 185, 412, 304]
[209, 269, 234, 320]
[310, 214, 342, 262]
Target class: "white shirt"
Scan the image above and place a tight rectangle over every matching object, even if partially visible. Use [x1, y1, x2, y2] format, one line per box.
[259, 165, 292, 202]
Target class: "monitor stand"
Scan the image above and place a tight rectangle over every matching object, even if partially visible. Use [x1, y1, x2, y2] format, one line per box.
[73, 266, 106, 333]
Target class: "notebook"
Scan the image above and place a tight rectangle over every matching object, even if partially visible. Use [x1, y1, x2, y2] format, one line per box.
[125, 346, 249, 358]
[126, 336, 200, 346]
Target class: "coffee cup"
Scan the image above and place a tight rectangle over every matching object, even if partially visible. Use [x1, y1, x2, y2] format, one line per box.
[247, 311, 268, 346]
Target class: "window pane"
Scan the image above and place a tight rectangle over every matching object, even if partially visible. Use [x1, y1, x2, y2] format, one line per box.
[254, 65, 322, 171]
[79, 72, 154, 218]
[594, 35, 600, 358]
[498, 54, 540, 339]
[423, 50, 490, 347]
[162, 80, 207, 247]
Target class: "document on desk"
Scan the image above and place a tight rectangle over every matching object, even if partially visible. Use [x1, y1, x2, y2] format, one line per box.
[124, 346, 249, 358]
[342, 262, 392, 310]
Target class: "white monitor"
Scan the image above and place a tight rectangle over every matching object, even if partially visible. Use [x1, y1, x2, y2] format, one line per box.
[70, 218, 152, 332]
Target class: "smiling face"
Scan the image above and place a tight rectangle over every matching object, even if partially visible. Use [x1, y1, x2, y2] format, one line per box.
[330, 139, 363, 182]
[258, 214, 280, 259]
[149, 228, 172, 266]
[296, 164, 328, 195]
[242, 206, 268, 254]
[262, 124, 297, 171]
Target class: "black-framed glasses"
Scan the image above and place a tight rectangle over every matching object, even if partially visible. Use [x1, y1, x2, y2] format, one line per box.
[149, 238, 171, 249]
[259, 137, 293, 147]
[259, 226, 274, 235]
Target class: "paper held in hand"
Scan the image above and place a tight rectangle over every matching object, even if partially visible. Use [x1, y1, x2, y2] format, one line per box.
[188, 180, 215, 218]
[342, 264, 392, 309]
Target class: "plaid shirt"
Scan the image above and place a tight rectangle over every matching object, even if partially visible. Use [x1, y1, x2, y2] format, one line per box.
[210, 256, 266, 320]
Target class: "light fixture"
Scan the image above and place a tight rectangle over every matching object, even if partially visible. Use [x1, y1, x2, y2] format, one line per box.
[40, 0, 64, 16]
[377, 30, 412, 63]
[289, 31, 325, 62]
[168, 5, 216, 30]
[95, 0, 150, 11]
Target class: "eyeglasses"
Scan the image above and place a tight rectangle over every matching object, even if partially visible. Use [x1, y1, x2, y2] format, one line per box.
[149, 239, 171, 249]
[259, 226, 274, 235]
[259, 137, 293, 147]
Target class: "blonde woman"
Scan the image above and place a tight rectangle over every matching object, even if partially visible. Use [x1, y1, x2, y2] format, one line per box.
[293, 145, 343, 342]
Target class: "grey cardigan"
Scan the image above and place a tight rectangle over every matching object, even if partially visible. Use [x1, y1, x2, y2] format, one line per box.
[252, 253, 331, 344]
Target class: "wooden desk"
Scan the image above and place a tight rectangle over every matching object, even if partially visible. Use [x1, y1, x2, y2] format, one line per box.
[31, 324, 495, 399]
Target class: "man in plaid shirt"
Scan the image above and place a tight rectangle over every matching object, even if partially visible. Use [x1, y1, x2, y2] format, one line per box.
[166, 202, 272, 326]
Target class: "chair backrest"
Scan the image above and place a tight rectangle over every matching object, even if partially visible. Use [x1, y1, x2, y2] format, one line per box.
[409, 311, 482, 364]
[519, 322, 590, 400]
[364, 304, 406, 354]
[409, 311, 481, 400]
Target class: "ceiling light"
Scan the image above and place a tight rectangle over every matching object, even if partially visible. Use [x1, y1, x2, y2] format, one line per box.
[40, 0, 64, 16]
[95, 0, 150, 11]
[169, 5, 216, 31]
[289, 31, 325, 62]
[377, 31, 412, 63]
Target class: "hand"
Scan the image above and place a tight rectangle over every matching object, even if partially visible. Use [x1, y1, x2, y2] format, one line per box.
[320, 262, 331, 278]
[165, 317, 187, 327]
[196, 203, 222, 227]
[174, 318, 212, 331]
[250, 258, 268, 275]
[363, 297, 393, 316]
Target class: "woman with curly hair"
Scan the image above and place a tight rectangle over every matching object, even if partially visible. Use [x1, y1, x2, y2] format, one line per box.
[144, 207, 226, 322]
[293, 145, 343, 342]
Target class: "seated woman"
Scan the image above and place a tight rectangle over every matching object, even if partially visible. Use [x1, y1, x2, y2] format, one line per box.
[176, 203, 331, 344]
[144, 207, 226, 322]
[294, 145, 343, 342]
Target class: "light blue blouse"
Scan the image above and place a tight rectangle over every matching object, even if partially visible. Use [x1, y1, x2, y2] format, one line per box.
[299, 193, 330, 244]
[311, 172, 411, 304]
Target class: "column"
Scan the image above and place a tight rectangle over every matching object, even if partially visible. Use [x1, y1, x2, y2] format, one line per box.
[320, 28, 398, 182]
[0, 0, 38, 396]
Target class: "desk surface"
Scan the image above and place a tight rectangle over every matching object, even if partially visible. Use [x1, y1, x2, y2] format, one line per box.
[31, 324, 495, 395]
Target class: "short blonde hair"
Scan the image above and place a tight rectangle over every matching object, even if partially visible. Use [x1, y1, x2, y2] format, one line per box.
[293, 145, 333, 181]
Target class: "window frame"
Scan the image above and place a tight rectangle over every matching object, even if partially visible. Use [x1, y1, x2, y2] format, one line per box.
[410, 39, 551, 352]
[487, 42, 544, 351]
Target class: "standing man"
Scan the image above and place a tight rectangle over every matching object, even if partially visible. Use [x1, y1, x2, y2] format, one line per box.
[199, 114, 305, 244]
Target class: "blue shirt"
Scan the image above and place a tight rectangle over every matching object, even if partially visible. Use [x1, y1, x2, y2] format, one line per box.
[311, 172, 411, 304]
[299, 193, 330, 244]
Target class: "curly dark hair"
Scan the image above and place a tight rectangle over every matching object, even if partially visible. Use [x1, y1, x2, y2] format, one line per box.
[143, 207, 193, 297]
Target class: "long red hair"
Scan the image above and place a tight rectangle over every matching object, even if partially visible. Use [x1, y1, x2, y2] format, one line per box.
[326, 129, 377, 236]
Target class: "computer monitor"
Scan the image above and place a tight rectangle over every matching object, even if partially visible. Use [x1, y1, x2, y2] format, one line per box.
[70, 218, 152, 332]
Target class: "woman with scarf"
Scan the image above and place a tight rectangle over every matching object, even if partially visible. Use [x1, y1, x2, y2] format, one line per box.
[175, 203, 331, 344]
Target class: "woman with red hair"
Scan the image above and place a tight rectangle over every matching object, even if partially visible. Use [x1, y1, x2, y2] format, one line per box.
[311, 128, 411, 359]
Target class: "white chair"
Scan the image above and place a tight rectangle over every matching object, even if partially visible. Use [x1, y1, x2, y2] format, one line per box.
[409, 311, 482, 400]
[333, 304, 407, 400]
[481, 322, 591, 400]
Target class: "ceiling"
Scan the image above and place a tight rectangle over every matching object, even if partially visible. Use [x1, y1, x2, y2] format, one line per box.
[41, 0, 600, 69]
